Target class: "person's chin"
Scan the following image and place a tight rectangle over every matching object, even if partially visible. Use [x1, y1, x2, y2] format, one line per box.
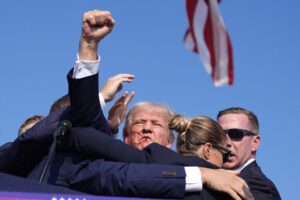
[223, 158, 237, 169]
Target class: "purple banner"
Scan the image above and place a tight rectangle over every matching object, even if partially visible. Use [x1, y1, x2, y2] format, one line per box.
[0, 192, 161, 200]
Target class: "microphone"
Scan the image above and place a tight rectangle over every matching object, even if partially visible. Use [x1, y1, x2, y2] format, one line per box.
[54, 120, 72, 139]
[38, 120, 72, 183]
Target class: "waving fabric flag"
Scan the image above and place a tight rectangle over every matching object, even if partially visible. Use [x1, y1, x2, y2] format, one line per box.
[184, 0, 234, 86]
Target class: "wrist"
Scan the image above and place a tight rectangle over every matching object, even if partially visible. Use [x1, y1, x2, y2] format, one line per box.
[78, 36, 99, 60]
[99, 90, 109, 103]
[108, 120, 119, 134]
[199, 167, 208, 185]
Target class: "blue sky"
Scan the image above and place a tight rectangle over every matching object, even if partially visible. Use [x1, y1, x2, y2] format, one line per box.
[0, 1, 299, 199]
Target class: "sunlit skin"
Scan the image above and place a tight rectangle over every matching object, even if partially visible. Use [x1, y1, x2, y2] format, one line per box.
[124, 107, 172, 150]
[218, 113, 260, 169]
[194, 140, 230, 168]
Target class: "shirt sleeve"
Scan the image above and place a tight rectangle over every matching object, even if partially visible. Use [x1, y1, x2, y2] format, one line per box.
[184, 166, 203, 192]
[98, 92, 106, 108]
[72, 54, 100, 79]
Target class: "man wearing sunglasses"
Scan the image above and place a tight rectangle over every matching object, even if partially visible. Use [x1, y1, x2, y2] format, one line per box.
[217, 107, 281, 200]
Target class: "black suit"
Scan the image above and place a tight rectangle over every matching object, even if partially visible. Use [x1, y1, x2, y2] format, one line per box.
[65, 128, 283, 199]
[0, 70, 112, 177]
[0, 142, 12, 157]
[240, 161, 281, 200]
[63, 128, 232, 200]
[18, 72, 189, 198]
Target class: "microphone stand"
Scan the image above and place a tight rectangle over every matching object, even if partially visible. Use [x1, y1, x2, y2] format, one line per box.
[38, 120, 72, 183]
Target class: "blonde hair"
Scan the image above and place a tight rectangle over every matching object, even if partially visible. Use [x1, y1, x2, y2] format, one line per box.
[169, 114, 226, 155]
[123, 101, 175, 143]
[18, 115, 44, 136]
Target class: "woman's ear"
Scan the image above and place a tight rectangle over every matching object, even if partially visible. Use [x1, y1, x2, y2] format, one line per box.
[203, 143, 213, 160]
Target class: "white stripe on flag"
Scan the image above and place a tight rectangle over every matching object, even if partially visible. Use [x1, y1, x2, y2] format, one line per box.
[184, 0, 234, 86]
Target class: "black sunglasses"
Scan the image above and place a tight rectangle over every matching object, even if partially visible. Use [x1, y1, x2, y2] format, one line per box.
[213, 145, 232, 163]
[193, 142, 232, 163]
[225, 128, 256, 141]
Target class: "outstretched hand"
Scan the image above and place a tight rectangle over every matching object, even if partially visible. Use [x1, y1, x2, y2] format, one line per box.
[108, 91, 135, 134]
[100, 73, 135, 103]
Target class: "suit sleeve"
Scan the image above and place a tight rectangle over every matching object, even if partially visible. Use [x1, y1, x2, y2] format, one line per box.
[67, 159, 186, 198]
[63, 127, 218, 169]
[63, 127, 151, 163]
[66, 70, 113, 136]
[0, 69, 112, 176]
[0, 109, 65, 176]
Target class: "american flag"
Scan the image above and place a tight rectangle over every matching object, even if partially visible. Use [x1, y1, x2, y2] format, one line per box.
[184, 0, 234, 86]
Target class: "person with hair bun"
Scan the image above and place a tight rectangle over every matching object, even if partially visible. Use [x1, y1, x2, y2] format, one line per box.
[169, 114, 232, 167]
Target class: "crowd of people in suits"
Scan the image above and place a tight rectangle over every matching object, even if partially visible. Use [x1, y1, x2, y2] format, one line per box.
[0, 9, 281, 200]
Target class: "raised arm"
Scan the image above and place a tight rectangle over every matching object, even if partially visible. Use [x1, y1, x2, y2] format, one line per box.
[0, 10, 115, 176]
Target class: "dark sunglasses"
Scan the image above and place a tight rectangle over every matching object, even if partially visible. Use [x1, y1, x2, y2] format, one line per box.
[213, 145, 232, 163]
[193, 142, 232, 163]
[225, 128, 256, 141]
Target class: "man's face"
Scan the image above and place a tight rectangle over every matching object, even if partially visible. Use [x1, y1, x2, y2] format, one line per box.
[218, 113, 260, 169]
[124, 107, 172, 150]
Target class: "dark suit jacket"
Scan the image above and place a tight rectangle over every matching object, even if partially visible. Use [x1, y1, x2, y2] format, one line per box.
[29, 70, 230, 199]
[0, 70, 227, 199]
[63, 127, 231, 200]
[27, 152, 186, 198]
[0, 71, 111, 177]
[0, 108, 67, 176]
[240, 161, 281, 200]
[15, 71, 187, 198]
[0, 142, 12, 157]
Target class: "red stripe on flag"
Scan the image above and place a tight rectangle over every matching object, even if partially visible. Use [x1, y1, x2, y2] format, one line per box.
[226, 32, 234, 85]
[184, 0, 234, 86]
[185, 0, 199, 53]
[204, 0, 216, 80]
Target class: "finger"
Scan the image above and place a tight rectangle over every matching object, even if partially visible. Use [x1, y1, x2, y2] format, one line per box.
[231, 179, 252, 200]
[224, 169, 240, 175]
[94, 11, 115, 28]
[121, 77, 134, 83]
[227, 190, 241, 200]
[113, 78, 134, 86]
[111, 73, 135, 80]
[114, 93, 127, 104]
[124, 91, 135, 106]
[83, 11, 96, 25]
[113, 92, 130, 107]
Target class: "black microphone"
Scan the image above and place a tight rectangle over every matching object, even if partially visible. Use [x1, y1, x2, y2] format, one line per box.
[38, 120, 72, 183]
[54, 120, 72, 139]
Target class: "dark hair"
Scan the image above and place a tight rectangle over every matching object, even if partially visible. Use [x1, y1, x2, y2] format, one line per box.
[49, 94, 70, 114]
[217, 107, 259, 134]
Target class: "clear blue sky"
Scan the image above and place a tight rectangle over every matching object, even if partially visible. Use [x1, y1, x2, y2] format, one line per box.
[0, 1, 299, 199]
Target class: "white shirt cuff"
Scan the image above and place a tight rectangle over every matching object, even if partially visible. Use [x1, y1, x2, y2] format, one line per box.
[72, 54, 101, 79]
[98, 92, 106, 108]
[184, 166, 203, 192]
